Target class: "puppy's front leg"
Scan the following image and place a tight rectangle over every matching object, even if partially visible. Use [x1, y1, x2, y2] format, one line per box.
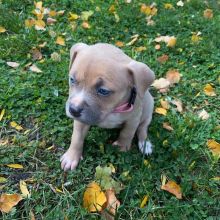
[60, 120, 90, 171]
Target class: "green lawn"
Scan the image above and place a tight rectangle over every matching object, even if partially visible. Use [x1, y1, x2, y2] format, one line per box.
[0, 0, 220, 219]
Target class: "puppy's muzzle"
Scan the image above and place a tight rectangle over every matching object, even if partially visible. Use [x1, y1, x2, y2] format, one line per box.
[69, 104, 83, 118]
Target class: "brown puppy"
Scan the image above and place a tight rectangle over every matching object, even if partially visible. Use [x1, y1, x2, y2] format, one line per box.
[61, 43, 155, 171]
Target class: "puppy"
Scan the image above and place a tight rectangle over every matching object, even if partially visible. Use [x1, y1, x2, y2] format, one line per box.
[61, 43, 155, 171]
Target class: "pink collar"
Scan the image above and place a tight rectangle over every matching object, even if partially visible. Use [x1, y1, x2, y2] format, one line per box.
[113, 103, 134, 113]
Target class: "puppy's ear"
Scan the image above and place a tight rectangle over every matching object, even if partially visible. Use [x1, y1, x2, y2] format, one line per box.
[69, 43, 88, 71]
[127, 61, 155, 97]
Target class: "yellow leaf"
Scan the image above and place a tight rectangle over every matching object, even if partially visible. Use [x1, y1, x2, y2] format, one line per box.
[203, 9, 213, 19]
[140, 195, 149, 208]
[82, 21, 90, 29]
[34, 1, 43, 11]
[203, 84, 216, 96]
[207, 140, 220, 157]
[0, 26, 6, 33]
[0, 194, 23, 213]
[10, 121, 23, 131]
[109, 5, 116, 13]
[166, 69, 181, 84]
[191, 34, 202, 43]
[0, 109, 5, 121]
[155, 35, 176, 47]
[161, 180, 182, 199]
[160, 99, 170, 110]
[34, 19, 46, 30]
[20, 180, 31, 198]
[167, 36, 176, 47]
[210, 176, 220, 181]
[57, 10, 65, 16]
[108, 163, 116, 173]
[135, 46, 147, 52]
[49, 10, 57, 17]
[0, 177, 7, 183]
[162, 122, 174, 131]
[6, 164, 24, 169]
[81, 11, 94, 21]
[55, 187, 64, 193]
[101, 189, 120, 219]
[68, 12, 79, 21]
[25, 18, 36, 28]
[115, 41, 124, 47]
[155, 107, 167, 116]
[56, 36, 65, 46]
[164, 3, 174, 9]
[83, 182, 107, 212]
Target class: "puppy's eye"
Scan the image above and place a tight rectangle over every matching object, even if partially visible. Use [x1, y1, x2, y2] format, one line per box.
[97, 88, 111, 96]
[70, 76, 77, 85]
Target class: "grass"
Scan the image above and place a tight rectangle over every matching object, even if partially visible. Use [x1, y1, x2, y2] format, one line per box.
[0, 0, 220, 219]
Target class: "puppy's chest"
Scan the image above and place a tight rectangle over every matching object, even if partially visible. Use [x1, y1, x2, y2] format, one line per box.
[98, 113, 125, 129]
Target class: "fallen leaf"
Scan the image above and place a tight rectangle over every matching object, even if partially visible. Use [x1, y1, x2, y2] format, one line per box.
[115, 41, 124, 47]
[140, 4, 157, 16]
[81, 11, 94, 21]
[34, 19, 46, 30]
[152, 78, 170, 90]
[30, 48, 42, 60]
[25, 18, 36, 28]
[155, 44, 161, 50]
[6, 62, 20, 68]
[163, 122, 174, 131]
[157, 54, 169, 63]
[6, 164, 23, 169]
[0, 194, 23, 213]
[167, 36, 177, 47]
[177, 1, 184, 7]
[0, 26, 6, 33]
[38, 42, 47, 48]
[47, 17, 57, 25]
[101, 189, 120, 220]
[10, 121, 23, 131]
[210, 176, 220, 181]
[82, 21, 90, 29]
[34, 1, 43, 10]
[161, 180, 182, 199]
[203, 9, 213, 19]
[0, 109, 5, 121]
[55, 187, 64, 193]
[56, 36, 65, 46]
[172, 99, 183, 112]
[51, 52, 61, 62]
[164, 3, 174, 9]
[20, 180, 31, 198]
[68, 12, 79, 21]
[114, 12, 120, 23]
[207, 140, 220, 157]
[49, 10, 57, 17]
[155, 107, 167, 116]
[126, 34, 139, 46]
[140, 195, 149, 208]
[198, 109, 209, 120]
[29, 64, 42, 73]
[155, 36, 176, 47]
[0, 177, 7, 183]
[83, 182, 107, 212]
[57, 10, 65, 15]
[203, 84, 216, 96]
[109, 5, 116, 13]
[191, 33, 202, 43]
[166, 69, 181, 84]
[160, 99, 170, 109]
[30, 210, 36, 220]
[135, 46, 147, 52]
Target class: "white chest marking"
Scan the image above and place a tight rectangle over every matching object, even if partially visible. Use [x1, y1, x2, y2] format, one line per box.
[98, 113, 124, 128]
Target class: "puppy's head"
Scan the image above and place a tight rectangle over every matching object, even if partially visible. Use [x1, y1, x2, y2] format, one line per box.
[66, 43, 155, 125]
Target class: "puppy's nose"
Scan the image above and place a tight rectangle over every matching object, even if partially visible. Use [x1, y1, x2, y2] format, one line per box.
[69, 105, 83, 117]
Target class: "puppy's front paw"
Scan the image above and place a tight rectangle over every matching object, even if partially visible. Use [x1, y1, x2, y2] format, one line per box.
[112, 140, 131, 152]
[60, 151, 82, 171]
[138, 140, 153, 155]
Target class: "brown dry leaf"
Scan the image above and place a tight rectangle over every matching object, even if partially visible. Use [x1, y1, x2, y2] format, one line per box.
[6, 164, 23, 169]
[83, 182, 107, 212]
[157, 54, 169, 63]
[203, 9, 213, 19]
[207, 140, 220, 157]
[152, 78, 170, 90]
[155, 107, 167, 116]
[140, 195, 149, 208]
[203, 84, 216, 96]
[115, 41, 124, 47]
[10, 121, 23, 131]
[20, 180, 31, 198]
[30, 210, 36, 220]
[47, 17, 57, 25]
[172, 99, 183, 113]
[34, 19, 46, 30]
[101, 189, 120, 220]
[135, 46, 147, 52]
[30, 48, 42, 60]
[166, 69, 181, 84]
[140, 4, 157, 16]
[161, 180, 182, 199]
[6, 62, 20, 68]
[163, 122, 174, 131]
[160, 99, 170, 109]
[82, 21, 90, 29]
[0, 26, 6, 33]
[56, 36, 65, 46]
[0, 194, 23, 213]
[30, 64, 42, 73]
[198, 109, 209, 120]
